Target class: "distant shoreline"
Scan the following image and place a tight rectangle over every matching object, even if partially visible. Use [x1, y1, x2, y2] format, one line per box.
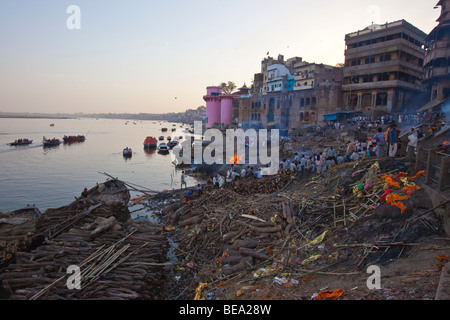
[0, 115, 74, 120]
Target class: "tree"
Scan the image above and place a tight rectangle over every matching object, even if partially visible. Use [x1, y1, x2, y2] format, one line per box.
[219, 81, 237, 94]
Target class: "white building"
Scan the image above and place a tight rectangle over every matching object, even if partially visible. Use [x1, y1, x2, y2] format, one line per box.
[264, 64, 291, 93]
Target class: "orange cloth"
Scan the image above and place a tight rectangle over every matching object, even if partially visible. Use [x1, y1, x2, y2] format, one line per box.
[391, 201, 407, 214]
[316, 288, 344, 300]
[407, 170, 426, 181]
[401, 185, 422, 195]
[383, 176, 401, 188]
[386, 193, 410, 205]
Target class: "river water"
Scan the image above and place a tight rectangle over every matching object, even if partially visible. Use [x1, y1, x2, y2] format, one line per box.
[0, 117, 198, 212]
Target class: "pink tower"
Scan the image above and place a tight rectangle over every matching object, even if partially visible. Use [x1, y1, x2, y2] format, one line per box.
[203, 86, 222, 129]
[219, 95, 239, 127]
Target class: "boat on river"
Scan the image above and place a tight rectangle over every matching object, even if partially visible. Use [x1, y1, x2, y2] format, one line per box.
[63, 135, 86, 143]
[123, 147, 133, 157]
[43, 137, 61, 147]
[157, 143, 170, 154]
[143, 136, 158, 149]
[8, 139, 33, 146]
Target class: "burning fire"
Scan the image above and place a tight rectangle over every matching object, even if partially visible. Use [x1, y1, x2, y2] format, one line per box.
[229, 154, 244, 164]
[438, 141, 449, 153]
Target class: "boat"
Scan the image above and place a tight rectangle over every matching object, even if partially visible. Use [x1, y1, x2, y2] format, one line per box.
[157, 143, 170, 154]
[63, 135, 85, 143]
[143, 136, 158, 148]
[167, 136, 172, 141]
[167, 140, 179, 149]
[161, 128, 168, 132]
[171, 128, 176, 132]
[159, 136, 164, 141]
[50, 124, 55, 127]
[43, 137, 61, 147]
[84, 179, 130, 206]
[8, 139, 33, 146]
[123, 147, 133, 157]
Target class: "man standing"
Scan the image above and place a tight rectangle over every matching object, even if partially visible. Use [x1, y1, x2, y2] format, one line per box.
[388, 123, 398, 158]
[181, 171, 187, 189]
[373, 127, 387, 159]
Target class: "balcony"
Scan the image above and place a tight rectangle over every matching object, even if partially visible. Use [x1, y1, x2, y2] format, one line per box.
[345, 38, 424, 58]
[424, 66, 450, 79]
[344, 59, 423, 77]
[342, 80, 424, 92]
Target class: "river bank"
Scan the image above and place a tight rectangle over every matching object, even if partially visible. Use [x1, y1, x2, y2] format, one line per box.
[1, 124, 449, 300]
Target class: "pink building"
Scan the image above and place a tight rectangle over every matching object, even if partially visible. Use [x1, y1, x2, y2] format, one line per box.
[203, 86, 239, 128]
[203, 86, 222, 129]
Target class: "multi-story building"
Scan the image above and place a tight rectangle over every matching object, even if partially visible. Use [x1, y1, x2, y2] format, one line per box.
[237, 56, 343, 133]
[343, 20, 427, 118]
[423, 0, 450, 102]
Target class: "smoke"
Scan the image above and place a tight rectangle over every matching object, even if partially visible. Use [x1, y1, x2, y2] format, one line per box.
[442, 100, 450, 123]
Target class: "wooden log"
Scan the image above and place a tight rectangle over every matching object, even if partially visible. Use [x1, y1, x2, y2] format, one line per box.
[222, 257, 253, 276]
[219, 255, 244, 265]
[249, 224, 282, 234]
[90, 217, 116, 237]
[231, 239, 259, 249]
[239, 248, 269, 260]
[222, 231, 240, 243]
[178, 215, 203, 227]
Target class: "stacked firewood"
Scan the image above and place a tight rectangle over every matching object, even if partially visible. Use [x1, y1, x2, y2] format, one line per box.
[0, 212, 38, 268]
[1, 217, 168, 300]
[224, 172, 293, 195]
[163, 189, 298, 278]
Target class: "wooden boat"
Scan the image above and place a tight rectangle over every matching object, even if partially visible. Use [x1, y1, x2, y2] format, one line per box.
[84, 179, 130, 206]
[123, 147, 132, 157]
[8, 139, 33, 146]
[143, 136, 157, 148]
[63, 135, 85, 143]
[43, 137, 61, 147]
[157, 143, 170, 154]
[167, 140, 179, 149]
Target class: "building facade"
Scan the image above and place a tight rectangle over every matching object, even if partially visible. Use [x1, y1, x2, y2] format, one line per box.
[237, 56, 343, 133]
[423, 0, 450, 102]
[343, 20, 427, 118]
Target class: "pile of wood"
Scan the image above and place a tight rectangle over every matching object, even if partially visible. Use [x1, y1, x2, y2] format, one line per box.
[163, 189, 299, 279]
[224, 172, 293, 195]
[163, 158, 443, 300]
[0, 179, 170, 300]
[0, 207, 41, 268]
[1, 214, 168, 300]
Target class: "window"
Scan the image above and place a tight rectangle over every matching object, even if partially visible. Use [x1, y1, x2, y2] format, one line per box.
[300, 98, 305, 107]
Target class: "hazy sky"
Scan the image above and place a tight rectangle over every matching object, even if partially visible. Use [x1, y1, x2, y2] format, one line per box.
[0, 0, 441, 114]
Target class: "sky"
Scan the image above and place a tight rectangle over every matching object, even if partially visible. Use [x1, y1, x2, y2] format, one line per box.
[0, 0, 442, 114]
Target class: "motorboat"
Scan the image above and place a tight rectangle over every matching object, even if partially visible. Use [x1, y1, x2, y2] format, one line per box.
[157, 143, 170, 154]
[143, 136, 158, 148]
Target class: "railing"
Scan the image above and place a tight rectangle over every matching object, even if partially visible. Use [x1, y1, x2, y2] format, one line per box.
[415, 147, 450, 191]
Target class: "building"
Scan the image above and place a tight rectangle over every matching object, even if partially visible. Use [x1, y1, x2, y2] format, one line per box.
[343, 20, 428, 118]
[203, 86, 239, 129]
[264, 64, 291, 93]
[423, 0, 450, 102]
[237, 55, 343, 133]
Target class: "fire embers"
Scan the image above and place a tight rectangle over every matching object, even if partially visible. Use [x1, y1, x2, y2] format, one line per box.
[437, 141, 449, 154]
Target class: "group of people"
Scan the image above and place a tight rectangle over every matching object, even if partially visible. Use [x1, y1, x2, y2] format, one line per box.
[210, 165, 264, 189]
